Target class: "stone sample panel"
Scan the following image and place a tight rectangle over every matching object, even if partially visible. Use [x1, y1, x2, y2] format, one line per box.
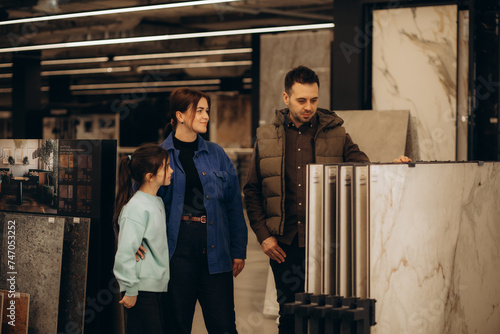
[336, 110, 411, 162]
[0, 290, 30, 334]
[57, 217, 90, 334]
[0, 213, 64, 334]
[260, 30, 332, 124]
[372, 5, 458, 161]
[369, 162, 500, 333]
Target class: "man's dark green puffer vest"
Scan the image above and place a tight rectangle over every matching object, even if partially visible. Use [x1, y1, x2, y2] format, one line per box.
[256, 108, 348, 236]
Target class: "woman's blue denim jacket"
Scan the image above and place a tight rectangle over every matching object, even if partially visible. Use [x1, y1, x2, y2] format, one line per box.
[159, 133, 247, 274]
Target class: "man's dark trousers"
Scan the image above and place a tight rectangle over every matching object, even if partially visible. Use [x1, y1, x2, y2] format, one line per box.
[269, 236, 305, 334]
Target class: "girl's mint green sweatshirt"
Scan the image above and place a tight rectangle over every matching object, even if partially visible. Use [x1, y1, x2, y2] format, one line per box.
[113, 190, 169, 296]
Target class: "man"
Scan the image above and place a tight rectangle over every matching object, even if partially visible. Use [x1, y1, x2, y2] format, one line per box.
[244, 65, 409, 332]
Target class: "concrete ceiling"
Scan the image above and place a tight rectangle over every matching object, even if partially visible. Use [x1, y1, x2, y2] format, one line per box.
[0, 0, 333, 99]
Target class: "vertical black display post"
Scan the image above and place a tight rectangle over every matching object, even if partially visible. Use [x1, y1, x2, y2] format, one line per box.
[12, 51, 42, 139]
[332, 0, 367, 111]
[251, 33, 260, 145]
[469, 0, 500, 161]
[49, 75, 72, 104]
[57, 140, 117, 333]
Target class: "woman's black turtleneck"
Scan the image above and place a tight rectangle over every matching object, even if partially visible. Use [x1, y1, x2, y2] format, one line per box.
[173, 135, 206, 215]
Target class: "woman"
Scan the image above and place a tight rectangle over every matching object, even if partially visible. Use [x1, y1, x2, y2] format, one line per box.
[160, 87, 247, 333]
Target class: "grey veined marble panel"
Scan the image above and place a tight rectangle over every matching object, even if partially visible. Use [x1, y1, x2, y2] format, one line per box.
[0, 213, 64, 334]
[57, 217, 90, 334]
[369, 162, 500, 333]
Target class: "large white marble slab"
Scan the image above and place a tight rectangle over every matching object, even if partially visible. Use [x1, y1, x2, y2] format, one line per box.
[260, 30, 332, 124]
[369, 162, 500, 333]
[372, 6, 458, 161]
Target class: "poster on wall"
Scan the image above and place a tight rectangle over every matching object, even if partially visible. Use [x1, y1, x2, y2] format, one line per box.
[0, 139, 58, 214]
[57, 140, 102, 218]
[0, 139, 110, 218]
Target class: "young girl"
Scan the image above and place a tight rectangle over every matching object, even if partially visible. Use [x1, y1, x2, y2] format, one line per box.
[113, 143, 173, 334]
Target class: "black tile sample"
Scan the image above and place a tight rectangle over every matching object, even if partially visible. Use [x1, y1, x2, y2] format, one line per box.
[0, 212, 64, 334]
[57, 217, 90, 334]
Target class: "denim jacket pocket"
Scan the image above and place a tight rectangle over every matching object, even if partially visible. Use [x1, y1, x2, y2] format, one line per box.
[212, 170, 228, 199]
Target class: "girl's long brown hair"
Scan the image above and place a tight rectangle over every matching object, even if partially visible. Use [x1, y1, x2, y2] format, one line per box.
[113, 143, 169, 234]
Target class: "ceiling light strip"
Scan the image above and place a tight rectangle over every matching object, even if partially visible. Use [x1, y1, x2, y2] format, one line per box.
[0, 23, 334, 54]
[72, 85, 221, 95]
[138, 60, 251, 71]
[0, 0, 240, 26]
[0, 48, 252, 67]
[70, 79, 222, 90]
[113, 48, 253, 61]
[42, 57, 109, 65]
[41, 66, 131, 76]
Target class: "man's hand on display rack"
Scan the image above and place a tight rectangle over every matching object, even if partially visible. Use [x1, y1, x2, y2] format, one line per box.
[393, 155, 412, 163]
[232, 259, 245, 277]
[135, 245, 147, 261]
[119, 295, 137, 309]
[261, 236, 286, 263]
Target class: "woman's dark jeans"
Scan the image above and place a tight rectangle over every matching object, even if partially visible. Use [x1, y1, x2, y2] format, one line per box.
[167, 220, 237, 334]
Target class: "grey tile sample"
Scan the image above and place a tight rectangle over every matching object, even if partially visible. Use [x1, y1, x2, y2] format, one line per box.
[57, 217, 90, 334]
[336, 110, 410, 163]
[260, 30, 332, 124]
[305, 164, 324, 294]
[0, 212, 64, 334]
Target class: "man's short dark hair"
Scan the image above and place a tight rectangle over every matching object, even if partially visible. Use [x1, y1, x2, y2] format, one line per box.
[284, 65, 320, 95]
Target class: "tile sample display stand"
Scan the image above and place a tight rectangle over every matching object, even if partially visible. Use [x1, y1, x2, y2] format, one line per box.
[293, 162, 500, 333]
